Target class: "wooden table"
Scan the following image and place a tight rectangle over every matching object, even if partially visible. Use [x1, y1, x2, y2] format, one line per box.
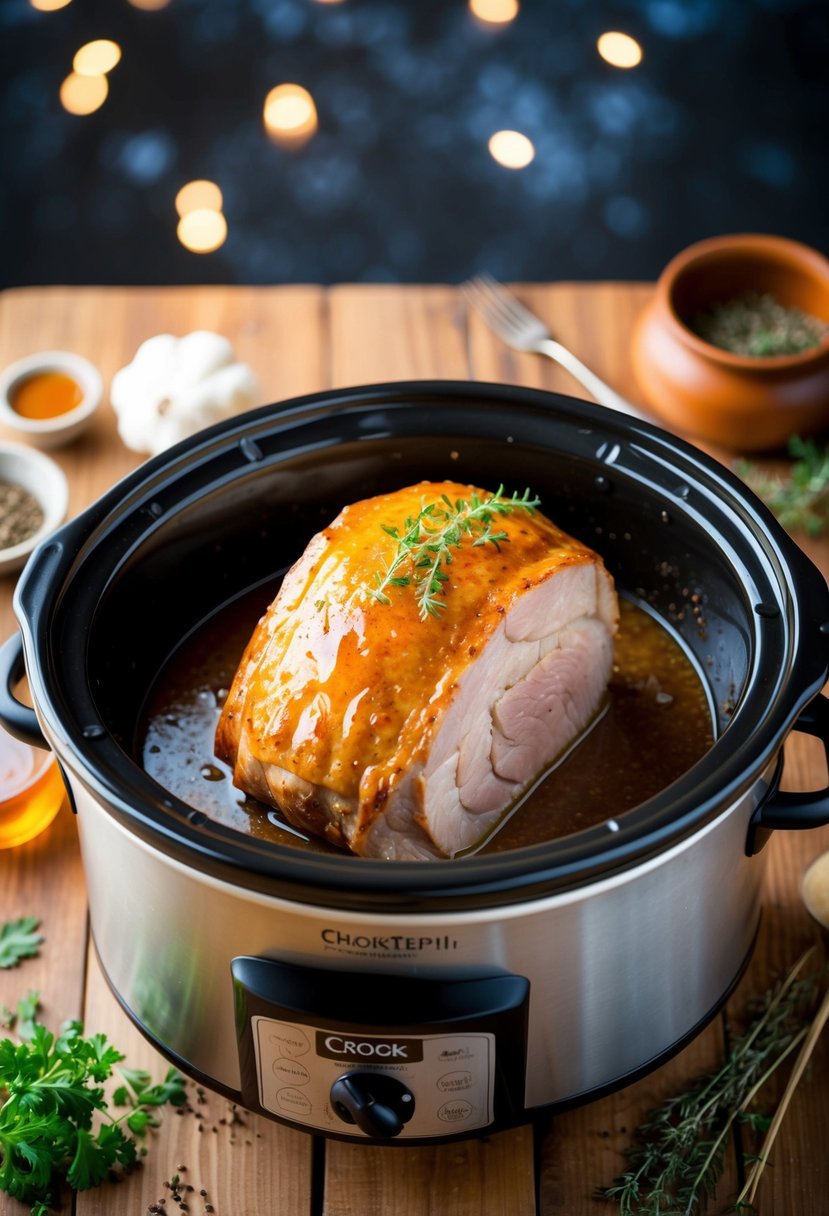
[1, 283, 828, 1216]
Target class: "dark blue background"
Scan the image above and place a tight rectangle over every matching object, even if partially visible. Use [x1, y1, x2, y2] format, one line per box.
[2, 0, 827, 287]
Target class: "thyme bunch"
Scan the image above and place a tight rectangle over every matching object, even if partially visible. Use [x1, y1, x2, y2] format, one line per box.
[368, 485, 539, 620]
[739, 436, 829, 536]
[601, 950, 826, 1216]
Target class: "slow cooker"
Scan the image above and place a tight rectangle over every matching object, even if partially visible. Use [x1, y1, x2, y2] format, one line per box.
[3, 381, 829, 1144]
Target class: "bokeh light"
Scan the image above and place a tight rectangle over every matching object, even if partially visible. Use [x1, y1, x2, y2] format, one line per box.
[59, 72, 108, 116]
[263, 84, 319, 146]
[469, 0, 519, 25]
[73, 40, 121, 77]
[126, 0, 172, 9]
[488, 130, 535, 169]
[175, 179, 223, 218]
[177, 208, 228, 254]
[30, 0, 73, 10]
[597, 31, 643, 69]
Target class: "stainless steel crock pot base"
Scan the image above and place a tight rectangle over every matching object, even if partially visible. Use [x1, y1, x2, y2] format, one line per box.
[72, 766, 768, 1122]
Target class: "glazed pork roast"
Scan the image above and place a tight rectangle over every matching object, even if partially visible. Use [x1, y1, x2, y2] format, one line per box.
[215, 481, 619, 860]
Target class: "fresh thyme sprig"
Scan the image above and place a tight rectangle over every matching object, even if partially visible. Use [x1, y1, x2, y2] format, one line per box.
[367, 485, 540, 620]
[738, 436, 829, 536]
[600, 949, 827, 1216]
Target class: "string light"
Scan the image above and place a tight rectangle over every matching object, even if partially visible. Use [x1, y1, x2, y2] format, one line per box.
[59, 72, 108, 116]
[73, 40, 121, 76]
[597, 31, 643, 69]
[469, 0, 519, 25]
[175, 181, 227, 254]
[175, 180, 223, 218]
[177, 209, 228, 254]
[30, 0, 73, 10]
[488, 130, 535, 169]
[263, 84, 318, 147]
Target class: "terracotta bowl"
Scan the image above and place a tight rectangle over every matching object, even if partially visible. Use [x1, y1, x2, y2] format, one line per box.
[631, 233, 829, 451]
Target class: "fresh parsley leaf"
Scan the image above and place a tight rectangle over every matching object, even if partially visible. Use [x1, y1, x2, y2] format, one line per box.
[0, 1010, 186, 1214]
[0, 917, 43, 969]
[0, 992, 41, 1040]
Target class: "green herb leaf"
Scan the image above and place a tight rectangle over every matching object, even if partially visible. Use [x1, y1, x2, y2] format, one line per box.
[600, 951, 827, 1215]
[738, 436, 829, 536]
[0, 1006, 185, 1213]
[367, 485, 540, 621]
[0, 918, 43, 970]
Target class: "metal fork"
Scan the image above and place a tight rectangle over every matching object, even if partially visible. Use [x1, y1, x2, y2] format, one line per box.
[462, 272, 648, 421]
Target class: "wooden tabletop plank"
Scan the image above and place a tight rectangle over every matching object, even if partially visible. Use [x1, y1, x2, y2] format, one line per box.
[78, 947, 314, 1216]
[323, 1125, 536, 1216]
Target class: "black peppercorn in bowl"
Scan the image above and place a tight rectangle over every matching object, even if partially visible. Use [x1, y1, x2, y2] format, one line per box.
[2, 380, 829, 1144]
[0, 442, 68, 576]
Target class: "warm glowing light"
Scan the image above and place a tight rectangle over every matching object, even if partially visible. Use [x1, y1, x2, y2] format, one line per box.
[126, 0, 172, 9]
[30, 0, 73, 11]
[73, 40, 121, 77]
[312, 0, 347, 4]
[59, 72, 108, 116]
[177, 208, 228, 254]
[469, 0, 519, 24]
[597, 31, 643, 69]
[263, 84, 318, 145]
[488, 130, 535, 169]
[175, 180, 223, 218]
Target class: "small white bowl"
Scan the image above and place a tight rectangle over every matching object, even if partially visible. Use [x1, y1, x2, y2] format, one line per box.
[0, 350, 103, 449]
[0, 442, 69, 576]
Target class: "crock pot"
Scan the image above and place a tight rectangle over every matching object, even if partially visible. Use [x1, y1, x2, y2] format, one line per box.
[3, 380, 829, 1144]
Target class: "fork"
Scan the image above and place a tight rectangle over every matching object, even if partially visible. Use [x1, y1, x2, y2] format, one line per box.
[462, 272, 648, 421]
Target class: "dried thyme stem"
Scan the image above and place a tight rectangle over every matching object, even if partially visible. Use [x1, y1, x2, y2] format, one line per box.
[600, 949, 826, 1216]
[367, 485, 539, 620]
[736, 979, 829, 1209]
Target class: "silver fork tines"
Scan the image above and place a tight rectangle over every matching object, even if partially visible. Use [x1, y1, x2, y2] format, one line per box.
[462, 273, 648, 421]
[462, 271, 551, 351]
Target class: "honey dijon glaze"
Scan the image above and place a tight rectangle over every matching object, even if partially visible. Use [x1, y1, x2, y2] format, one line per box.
[215, 481, 618, 860]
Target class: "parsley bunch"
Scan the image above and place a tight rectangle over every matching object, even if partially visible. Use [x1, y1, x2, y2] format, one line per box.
[0, 1008, 185, 1215]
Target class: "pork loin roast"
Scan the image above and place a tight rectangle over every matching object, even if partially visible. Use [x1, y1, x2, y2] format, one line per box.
[215, 481, 618, 860]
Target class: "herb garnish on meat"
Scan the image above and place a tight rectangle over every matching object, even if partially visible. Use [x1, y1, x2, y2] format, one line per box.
[368, 485, 540, 620]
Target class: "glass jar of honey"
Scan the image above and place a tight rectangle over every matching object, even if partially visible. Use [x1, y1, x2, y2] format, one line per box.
[0, 722, 65, 848]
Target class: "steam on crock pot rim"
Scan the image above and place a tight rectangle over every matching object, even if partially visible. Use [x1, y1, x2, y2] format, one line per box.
[13, 380, 829, 913]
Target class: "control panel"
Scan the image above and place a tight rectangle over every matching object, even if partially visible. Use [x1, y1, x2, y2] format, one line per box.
[232, 957, 529, 1143]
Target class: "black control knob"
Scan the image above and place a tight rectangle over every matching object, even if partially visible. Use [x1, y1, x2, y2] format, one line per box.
[330, 1072, 416, 1139]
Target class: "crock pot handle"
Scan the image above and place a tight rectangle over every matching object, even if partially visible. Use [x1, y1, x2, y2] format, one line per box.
[747, 694, 829, 854]
[0, 633, 48, 749]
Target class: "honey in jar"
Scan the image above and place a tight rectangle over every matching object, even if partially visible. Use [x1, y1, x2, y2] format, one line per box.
[10, 371, 84, 421]
[0, 723, 65, 848]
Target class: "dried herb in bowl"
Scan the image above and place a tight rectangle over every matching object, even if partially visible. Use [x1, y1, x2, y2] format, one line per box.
[0, 482, 44, 550]
[688, 291, 827, 358]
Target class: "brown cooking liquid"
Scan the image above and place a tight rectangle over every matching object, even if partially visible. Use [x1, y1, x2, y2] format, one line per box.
[141, 588, 714, 856]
